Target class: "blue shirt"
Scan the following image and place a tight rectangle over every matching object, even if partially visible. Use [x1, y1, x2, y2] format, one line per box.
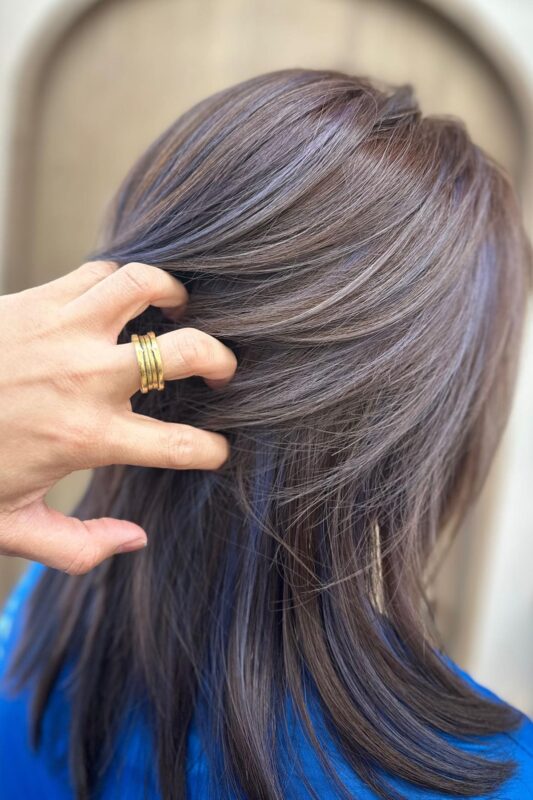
[1, 561, 532, 799]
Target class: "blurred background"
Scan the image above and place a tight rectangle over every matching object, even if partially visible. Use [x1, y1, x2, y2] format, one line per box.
[0, 0, 532, 714]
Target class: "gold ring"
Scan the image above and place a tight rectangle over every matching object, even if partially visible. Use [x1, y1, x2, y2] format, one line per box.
[131, 331, 165, 393]
[147, 330, 165, 390]
[139, 333, 157, 390]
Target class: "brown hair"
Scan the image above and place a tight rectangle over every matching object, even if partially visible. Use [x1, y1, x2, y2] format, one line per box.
[7, 68, 533, 800]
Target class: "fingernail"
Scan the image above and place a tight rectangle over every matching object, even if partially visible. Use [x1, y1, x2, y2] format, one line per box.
[116, 537, 148, 554]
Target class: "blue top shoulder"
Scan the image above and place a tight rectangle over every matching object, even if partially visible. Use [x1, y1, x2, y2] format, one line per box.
[1, 561, 532, 799]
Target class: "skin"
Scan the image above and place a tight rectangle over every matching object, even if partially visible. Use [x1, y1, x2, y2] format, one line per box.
[0, 260, 237, 575]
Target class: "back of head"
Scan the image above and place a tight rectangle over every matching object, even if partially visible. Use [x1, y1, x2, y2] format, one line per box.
[10, 69, 533, 800]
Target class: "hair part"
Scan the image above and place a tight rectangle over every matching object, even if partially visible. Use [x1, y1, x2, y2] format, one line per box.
[6, 68, 533, 800]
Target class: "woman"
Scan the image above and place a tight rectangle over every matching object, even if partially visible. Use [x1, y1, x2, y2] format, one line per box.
[0, 68, 532, 799]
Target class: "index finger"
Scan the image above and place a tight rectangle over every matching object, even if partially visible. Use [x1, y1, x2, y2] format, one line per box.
[66, 261, 188, 335]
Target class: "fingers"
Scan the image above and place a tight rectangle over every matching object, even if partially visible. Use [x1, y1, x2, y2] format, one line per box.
[104, 413, 230, 470]
[39, 260, 119, 303]
[114, 326, 237, 397]
[66, 261, 188, 335]
[1, 501, 148, 575]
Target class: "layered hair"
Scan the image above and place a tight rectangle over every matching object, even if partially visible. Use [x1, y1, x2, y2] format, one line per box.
[6, 68, 533, 799]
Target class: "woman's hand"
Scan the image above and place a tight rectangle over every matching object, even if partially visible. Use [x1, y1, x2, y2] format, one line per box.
[0, 260, 237, 574]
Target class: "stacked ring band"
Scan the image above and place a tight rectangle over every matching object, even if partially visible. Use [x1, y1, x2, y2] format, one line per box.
[131, 331, 165, 393]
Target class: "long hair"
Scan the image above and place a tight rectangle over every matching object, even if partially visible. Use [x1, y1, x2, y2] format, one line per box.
[6, 68, 533, 799]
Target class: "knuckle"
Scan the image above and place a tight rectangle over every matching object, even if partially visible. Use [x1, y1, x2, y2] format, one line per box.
[50, 361, 89, 393]
[166, 426, 196, 467]
[79, 260, 117, 282]
[59, 418, 91, 448]
[175, 328, 215, 373]
[120, 262, 153, 296]
[63, 532, 100, 575]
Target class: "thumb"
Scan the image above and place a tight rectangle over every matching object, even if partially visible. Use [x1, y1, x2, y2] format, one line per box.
[1, 500, 148, 574]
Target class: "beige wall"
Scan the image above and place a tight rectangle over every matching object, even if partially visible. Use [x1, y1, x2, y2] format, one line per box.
[0, 0, 532, 713]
